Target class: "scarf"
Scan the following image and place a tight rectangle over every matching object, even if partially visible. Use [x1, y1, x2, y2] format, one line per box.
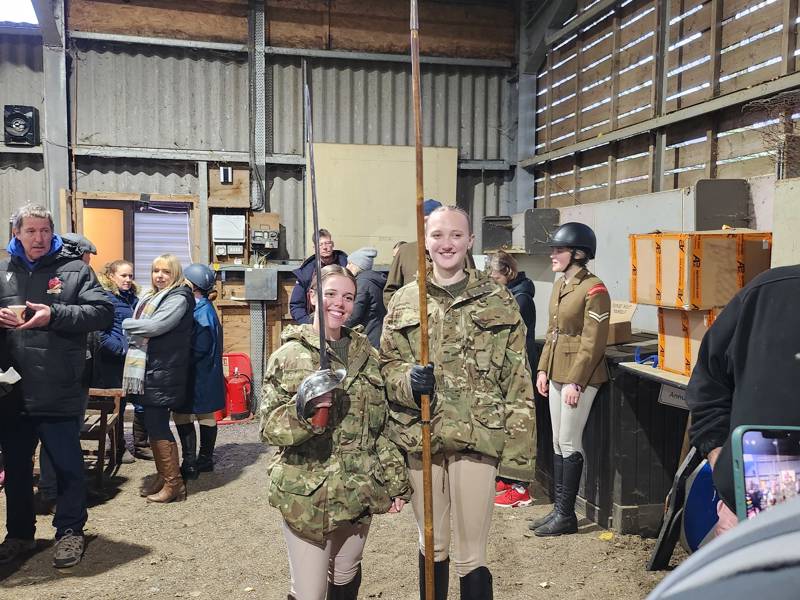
[122, 288, 171, 395]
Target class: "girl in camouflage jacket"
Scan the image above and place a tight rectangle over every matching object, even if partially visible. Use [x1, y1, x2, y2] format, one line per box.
[261, 265, 409, 600]
[380, 207, 536, 600]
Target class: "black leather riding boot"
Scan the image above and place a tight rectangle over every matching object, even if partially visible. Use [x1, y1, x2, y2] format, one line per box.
[534, 452, 583, 536]
[459, 566, 492, 600]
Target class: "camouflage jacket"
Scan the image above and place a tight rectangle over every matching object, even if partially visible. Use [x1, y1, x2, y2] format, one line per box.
[260, 325, 409, 542]
[380, 270, 536, 482]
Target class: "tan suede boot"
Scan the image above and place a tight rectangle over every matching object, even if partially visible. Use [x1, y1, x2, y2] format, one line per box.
[139, 441, 165, 497]
[146, 440, 186, 503]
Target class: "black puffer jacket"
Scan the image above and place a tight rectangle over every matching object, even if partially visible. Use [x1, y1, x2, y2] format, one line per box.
[0, 250, 114, 417]
[127, 286, 195, 409]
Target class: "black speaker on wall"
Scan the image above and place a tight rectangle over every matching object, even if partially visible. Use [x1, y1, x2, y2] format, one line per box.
[4, 105, 39, 146]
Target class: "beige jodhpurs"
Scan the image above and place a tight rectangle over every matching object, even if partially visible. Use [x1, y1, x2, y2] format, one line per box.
[548, 381, 599, 457]
[408, 451, 497, 577]
[281, 520, 369, 600]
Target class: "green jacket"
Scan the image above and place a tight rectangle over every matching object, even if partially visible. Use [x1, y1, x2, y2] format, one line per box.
[260, 325, 409, 542]
[380, 270, 537, 482]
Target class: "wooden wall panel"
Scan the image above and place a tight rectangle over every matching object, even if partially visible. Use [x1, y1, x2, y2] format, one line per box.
[717, 155, 774, 178]
[69, 0, 248, 43]
[68, 0, 515, 59]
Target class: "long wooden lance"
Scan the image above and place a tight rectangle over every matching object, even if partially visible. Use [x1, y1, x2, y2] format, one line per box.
[410, 2, 435, 599]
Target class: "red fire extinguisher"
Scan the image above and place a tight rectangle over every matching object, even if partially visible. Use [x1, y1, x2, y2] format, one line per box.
[225, 367, 252, 421]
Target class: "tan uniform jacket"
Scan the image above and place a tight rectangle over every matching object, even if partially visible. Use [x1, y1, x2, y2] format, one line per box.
[537, 268, 610, 389]
[383, 242, 475, 307]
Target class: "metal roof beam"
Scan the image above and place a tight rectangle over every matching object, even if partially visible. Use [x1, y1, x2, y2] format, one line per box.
[67, 31, 512, 68]
[31, 0, 62, 47]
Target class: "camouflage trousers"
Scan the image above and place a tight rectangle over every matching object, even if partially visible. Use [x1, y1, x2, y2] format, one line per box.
[282, 519, 369, 600]
[408, 451, 497, 576]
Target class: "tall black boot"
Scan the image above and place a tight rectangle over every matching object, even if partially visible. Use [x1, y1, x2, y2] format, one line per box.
[196, 424, 217, 472]
[176, 423, 198, 480]
[534, 452, 583, 536]
[529, 453, 563, 529]
[419, 552, 449, 600]
[327, 565, 362, 600]
[459, 566, 492, 600]
[132, 412, 153, 460]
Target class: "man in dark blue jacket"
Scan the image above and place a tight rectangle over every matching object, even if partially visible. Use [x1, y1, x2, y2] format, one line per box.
[289, 228, 348, 324]
[0, 205, 113, 569]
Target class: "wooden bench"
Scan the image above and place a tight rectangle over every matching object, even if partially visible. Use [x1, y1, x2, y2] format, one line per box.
[81, 388, 124, 489]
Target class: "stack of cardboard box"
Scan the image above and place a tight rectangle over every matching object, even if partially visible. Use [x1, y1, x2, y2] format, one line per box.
[629, 230, 772, 376]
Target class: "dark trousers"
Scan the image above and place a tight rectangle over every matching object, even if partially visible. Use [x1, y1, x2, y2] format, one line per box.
[0, 415, 88, 539]
[143, 406, 174, 442]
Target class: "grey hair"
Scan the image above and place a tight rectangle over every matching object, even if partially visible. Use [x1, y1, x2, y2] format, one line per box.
[12, 204, 54, 232]
[425, 205, 472, 233]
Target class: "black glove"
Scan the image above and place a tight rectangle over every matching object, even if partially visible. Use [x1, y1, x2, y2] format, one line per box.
[409, 362, 435, 407]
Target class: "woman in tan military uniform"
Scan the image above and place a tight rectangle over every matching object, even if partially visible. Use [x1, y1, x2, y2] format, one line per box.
[381, 206, 536, 600]
[260, 265, 409, 600]
[531, 222, 610, 537]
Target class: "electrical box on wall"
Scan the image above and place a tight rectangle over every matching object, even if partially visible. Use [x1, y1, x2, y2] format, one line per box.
[212, 214, 247, 264]
[249, 212, 280, 253]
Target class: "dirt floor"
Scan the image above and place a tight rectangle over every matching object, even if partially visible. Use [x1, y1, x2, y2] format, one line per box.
[0, 421, 675, 600]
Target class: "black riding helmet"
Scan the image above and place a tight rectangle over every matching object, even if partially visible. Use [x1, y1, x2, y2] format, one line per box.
[548, 222, 597, 260]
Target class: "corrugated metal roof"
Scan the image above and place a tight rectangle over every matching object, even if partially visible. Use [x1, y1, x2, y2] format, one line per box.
[72, 41, 249, 152]
[0, 153, 45, 231]
[0, 34, 43, 113]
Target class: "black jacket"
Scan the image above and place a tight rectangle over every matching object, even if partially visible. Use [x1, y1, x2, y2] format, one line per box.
[0, 251, 114, 417]
[134, 286, 195, 409]
[345, 269, 387, 348]
[289, 251, 348, 324]
[508, 272, 537, 372]
[687, 265, 800, 509]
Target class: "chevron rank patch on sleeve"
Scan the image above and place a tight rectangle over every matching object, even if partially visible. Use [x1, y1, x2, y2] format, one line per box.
[588, 310, 610, 323]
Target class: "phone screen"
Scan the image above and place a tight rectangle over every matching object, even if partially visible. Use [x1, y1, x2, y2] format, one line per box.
[740, 430, 800, 519]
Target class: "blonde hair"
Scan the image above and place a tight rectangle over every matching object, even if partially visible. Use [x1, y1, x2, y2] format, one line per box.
[309, 264, 357, 292]
[98, 259, 139, 295]
[425, 205, 472, 233]
[488, 250, 518, 281]
[151, 254, 184, 292]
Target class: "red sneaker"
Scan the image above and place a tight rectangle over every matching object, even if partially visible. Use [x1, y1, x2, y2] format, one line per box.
[495, 479, 511, 495]
[494, 485, 533, 508]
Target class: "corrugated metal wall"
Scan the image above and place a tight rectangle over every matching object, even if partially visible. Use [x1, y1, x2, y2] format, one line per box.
[265, 167, 305, 259]
[271, 56, 511, 162]
[1, 36, 514, 256]
[0, 34, 44, 119]
[0, 154, 46, 227]
[457, 170, 513, 252]
[72, 41, 249, 152]
[75, 158, 198, 194]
